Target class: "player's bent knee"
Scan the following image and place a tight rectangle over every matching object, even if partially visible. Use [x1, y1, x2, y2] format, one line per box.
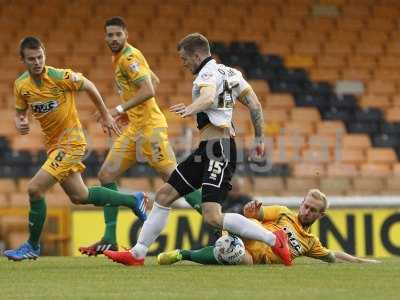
[154, 183, 177, 207]
[98, 169, 115, 184]
[27, 184, 44, 199]
[203, 211, 223, 229]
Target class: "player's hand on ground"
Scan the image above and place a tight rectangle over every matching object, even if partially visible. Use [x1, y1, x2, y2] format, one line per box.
[99, 113, 122, 136]
[15, 115, 30, 135]
[170, 103, 190, 118]
[243, 199, 262, 219]
[361, 258, 381, 263]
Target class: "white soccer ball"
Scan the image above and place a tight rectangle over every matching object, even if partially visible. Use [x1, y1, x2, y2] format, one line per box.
[213, 234, 245, 265]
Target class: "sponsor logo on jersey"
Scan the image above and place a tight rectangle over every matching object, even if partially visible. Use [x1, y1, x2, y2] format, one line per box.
[283, 226, 303, 255]
[31, 99, 59, 113]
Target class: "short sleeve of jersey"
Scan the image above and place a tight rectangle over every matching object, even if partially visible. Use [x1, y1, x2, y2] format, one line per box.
[58, 69, 85, 91]
[121, 52, 151, 84]
[235, 71, 251, 99]
[306, 236, 331, 259]
[14, 82, 27, 111]
[194, 65, 217, 88]
[262, 205, 289, 222]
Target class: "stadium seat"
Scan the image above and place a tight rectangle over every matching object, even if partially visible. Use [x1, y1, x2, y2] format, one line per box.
[253, 177, 284, 195]
[286, 178, 319, 195]
[319, 177, 351, 195]
[327, 163, 359, 178]
[366, 148, 397, 164]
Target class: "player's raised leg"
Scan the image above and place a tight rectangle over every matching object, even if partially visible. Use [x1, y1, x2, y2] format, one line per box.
[4, 169, 56, 261]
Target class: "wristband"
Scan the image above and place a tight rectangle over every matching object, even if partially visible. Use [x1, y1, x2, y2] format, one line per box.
[115, 105, 124, 114]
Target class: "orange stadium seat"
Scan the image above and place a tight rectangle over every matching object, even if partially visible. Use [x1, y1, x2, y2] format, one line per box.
[360, 163, 392, 177]
[264, 108, 289, 123]
[341, 68, 372, 81]
[308, 134, 337, 149]
[292, 42, 321, 56]
[304, 18, 335, 32]
[259, 42, 291, 56]
[276, 134, 307, 150]
[352, 177, 385, 194]
[372, 5, 400, 18]
[360, 30, 389, 44]
[286, 178, 319, 195]
[327, 162, 359, 178]
[270, 148, 301, 164]
[367, 18, 395, 31]
[285, 55, 314, 68]
[302, 148, 332, 164]
[359, 95, 391, 109]
[267, 30, 297, 43]
[385, 108, 400, 122]
[348, 55, 377, 69]
[316, 121, 346, 136]
[342, 134, 371, 150]
[367, 148, 397, 164]
[293, 163, 325, 178]
[265, 94, 295, 109]
[373, 68, 400, 81]
[310, 68, 340, 82]
[298, 29, 328, 43]
[323, 42, 353, 56]
[385, 176, 400, 192]
[378, 55, 400, 68]
[366, 80, 397, 95]
[290, 107, 321, 122]
[336, 148, 365, 164]
[284, 121, 315, 136]
[253, 177, 284, 195]
[341, 4, 370, 17]
[319, 177, 351, 195]
[329, 30, 359, 44]
[316, 55, 347, 68]
[337, 18, 365, 31]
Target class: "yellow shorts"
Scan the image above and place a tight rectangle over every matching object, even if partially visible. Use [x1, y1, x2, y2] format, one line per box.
[103, 126, 176, 175]
[42, 146, 86, 182]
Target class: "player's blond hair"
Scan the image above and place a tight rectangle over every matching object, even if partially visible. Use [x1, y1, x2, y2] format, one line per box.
[307, 189, 329, 212]
[177, 33, 210, 55]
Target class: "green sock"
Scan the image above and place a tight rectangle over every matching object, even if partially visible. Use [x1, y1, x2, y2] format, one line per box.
[101, 182, 119, 244]
[181, 246, 219, 265]
[184, 190, 202, 214]
[86, 186, 136, 209]
[28, 197, 47, 250]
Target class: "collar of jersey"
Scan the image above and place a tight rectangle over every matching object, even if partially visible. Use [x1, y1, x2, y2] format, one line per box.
[193, 56, 213, 75]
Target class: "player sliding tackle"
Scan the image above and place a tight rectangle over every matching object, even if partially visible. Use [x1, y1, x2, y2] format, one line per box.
[4, 37, 148, 261]
[158, 189, 380, 265]
[104, 33, 292, 266]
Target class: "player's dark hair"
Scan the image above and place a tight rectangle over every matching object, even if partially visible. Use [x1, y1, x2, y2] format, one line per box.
[177, 33, 210, 55]
[19, 36, 45, 58]
[104, 16, 127, 31]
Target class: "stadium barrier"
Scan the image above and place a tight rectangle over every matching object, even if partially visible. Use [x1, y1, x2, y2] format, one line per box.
[72, 196, 400, 257]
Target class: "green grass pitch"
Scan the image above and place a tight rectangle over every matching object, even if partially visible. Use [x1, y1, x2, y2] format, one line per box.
[0, 257, 399, 300]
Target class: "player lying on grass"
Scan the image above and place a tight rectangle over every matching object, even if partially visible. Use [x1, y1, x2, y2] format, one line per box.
[158, 189, 380, 265]
[4, 36, 148, 261]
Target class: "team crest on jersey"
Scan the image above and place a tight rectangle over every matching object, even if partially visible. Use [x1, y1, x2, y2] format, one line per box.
[129, 61, 140, 72]
[31, 100, 59, 113]
[201, 73, 213, 80]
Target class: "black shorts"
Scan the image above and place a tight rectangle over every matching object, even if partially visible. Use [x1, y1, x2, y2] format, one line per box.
[168, 138, 236, 203]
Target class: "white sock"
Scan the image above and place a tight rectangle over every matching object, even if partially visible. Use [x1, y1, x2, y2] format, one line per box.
[222, 213, 276, 246]
[130, 202, 170, 258]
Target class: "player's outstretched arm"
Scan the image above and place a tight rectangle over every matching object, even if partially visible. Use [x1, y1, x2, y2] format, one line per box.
[237, 89, 265, 160]
[15, 110, 30, 135]
[169, 85, 216, 118]
[81, 78, 121, 136]
[332, 251, 380, 263]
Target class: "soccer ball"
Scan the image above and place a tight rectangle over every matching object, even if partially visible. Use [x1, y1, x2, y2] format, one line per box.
[213, 234, 245, 265]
